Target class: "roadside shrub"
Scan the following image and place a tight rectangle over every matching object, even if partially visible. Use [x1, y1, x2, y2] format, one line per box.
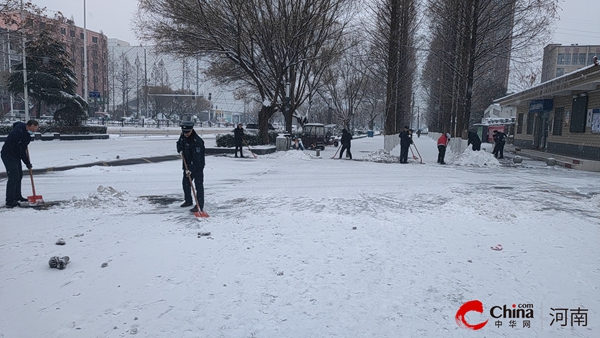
[0, 124, 106, 135]
[216, 131, 278, 147]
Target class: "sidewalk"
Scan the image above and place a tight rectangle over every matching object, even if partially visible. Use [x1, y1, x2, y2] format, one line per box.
[503, 143, 600, 172]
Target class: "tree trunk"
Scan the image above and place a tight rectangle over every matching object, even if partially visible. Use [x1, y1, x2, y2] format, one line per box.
[258, 105, 275, 144]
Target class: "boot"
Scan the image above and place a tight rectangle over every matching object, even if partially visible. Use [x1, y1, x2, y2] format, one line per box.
[190, 205, 199, 213]
[180, 201, 193, 207]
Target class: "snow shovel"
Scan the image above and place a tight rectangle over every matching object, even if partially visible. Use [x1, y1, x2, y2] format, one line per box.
[181, 154, 209, 218]
[243, 140, 258, 159]
[330, 145, 342, 159]
[409, 146, 419, 160]
[411, 144, 424, 164]
[26, 148, 44, 205]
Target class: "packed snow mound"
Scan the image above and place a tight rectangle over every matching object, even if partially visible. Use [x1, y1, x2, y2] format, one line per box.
[65, 185, 149, 210]
[364, 149, 398, 163]
[452, 147, 501, 167]
[590, 194, 600, 208]
[276, 150, 316, 160]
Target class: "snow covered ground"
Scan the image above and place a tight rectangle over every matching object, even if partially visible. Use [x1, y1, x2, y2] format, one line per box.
[1, 134, 599, 337]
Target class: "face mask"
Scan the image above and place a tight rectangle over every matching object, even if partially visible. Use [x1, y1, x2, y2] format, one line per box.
[27, 130, 34, 135]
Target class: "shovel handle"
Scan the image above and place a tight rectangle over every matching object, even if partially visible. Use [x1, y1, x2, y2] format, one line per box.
[26, 147, 37, 196]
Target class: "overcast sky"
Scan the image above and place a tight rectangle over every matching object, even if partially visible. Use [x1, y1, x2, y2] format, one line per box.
[30, 0, 600, 47]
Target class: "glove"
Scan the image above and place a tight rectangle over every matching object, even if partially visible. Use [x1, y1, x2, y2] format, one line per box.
[185, 170, 191, 176]
[26, 163, 32, 169]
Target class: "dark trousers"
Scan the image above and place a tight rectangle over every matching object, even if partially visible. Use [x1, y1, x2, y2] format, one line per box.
[400, 144, 410, 163]
[493, 142, 505, 158]
[2, 156, 23, 203]
[437, 145, 447, 164]
[182, 170, 204, 210]
[234, 144, 244, 157]
[472, 143, 481, 151]
[339, 144, 352, 159]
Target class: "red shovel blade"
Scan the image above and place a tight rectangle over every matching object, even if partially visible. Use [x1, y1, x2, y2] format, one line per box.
[195, 211, 209, 218]
[28, 195, 44, 205]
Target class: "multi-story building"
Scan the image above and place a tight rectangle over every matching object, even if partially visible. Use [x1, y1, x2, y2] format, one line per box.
[541, 44, 600, 82]
[0, 11, 108, 116]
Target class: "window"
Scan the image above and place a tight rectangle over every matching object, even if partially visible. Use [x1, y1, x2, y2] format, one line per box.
[39, 22, 45, 29]
[60, 27, 66, 35]
[80, 32, 84, 39]
[570, 96, 588, 133]
[526, 113, 534, 134]
[589, 53, 597, 65]
[565, 53, 571, 65]
[579, 53, 586, 65]
[92, 36, 98, 43]
[70, 30, 75, 37]
[557, 53, 565, 64]
[556, 68, 564, 77]
[517, 113, 524, 134]
[553, 107, 564, 136]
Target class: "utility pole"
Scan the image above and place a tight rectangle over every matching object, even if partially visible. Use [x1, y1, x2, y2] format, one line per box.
[83, 0, 89, 114]
[20, 0, 29, 120]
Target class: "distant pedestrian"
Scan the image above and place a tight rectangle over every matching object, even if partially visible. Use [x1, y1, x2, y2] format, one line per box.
[339, 129, 353, 160]
[1, 120, 39, 208]
[292, 137, 304, 150]
[398, 125, 413, 163]
[233, 124, 245, 158]
[467, 131, 481, 151]
[416, 129, 421, 138]
[437, 132, 450, 164]
[176, 122, 207, 214]
[492, 130, 506, 159]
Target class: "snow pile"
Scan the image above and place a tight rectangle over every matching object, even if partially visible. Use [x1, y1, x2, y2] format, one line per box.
[276, 150, 315, 160]
[65, 185, 148, 210]
[364, 149, 398, 163]
[452, 147, 500, 167]
[590, 193, 600, 208]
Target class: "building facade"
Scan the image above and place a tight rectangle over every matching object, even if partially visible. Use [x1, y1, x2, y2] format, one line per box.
[0, 12, 108, 116]
[495, 58, 600, 161]
[541, 44, 600, 83]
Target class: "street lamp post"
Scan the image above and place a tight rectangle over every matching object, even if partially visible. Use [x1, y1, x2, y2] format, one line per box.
[83, 0, 88, 114]
[285, 82, 290, 133]
[20, 0, 29, 120]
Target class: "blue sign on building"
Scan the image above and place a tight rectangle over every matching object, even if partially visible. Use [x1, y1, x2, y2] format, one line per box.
[529, 99, 553, 113]
[89, 91, 101, 98]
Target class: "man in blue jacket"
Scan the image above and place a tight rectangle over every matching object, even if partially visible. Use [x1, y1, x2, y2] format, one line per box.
[176, 122, 207, 214]
[1, 120, 39, 208]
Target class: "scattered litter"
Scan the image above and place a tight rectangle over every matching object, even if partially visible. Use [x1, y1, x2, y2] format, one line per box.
[198, 232, 211, 237]
[101, 262, 109, 268]
[491, 244, 503, 251]
[49, 256, 70, 269]
[56, 238, 66, 245]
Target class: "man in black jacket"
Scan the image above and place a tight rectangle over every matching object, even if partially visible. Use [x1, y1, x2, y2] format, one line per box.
[233, 124, 245, 158]
[176, 122, 206, 213]
[339, 129, 352, 159]
[1, 120, 39, 208]
[467, 131, 481, 151]
[492, 130, 506, 159]
[398, 126, 413, 163]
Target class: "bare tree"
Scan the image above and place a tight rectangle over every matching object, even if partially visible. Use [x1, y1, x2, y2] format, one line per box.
[368, 0, 418, 135]
[322, 34, 370, 131]
[136, 0, 355, 143]
[424, 0, 558, 137]
[115, 51, 133, 118]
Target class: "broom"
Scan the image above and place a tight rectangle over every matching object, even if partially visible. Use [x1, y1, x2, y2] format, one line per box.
[26, 147, 44, 205]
